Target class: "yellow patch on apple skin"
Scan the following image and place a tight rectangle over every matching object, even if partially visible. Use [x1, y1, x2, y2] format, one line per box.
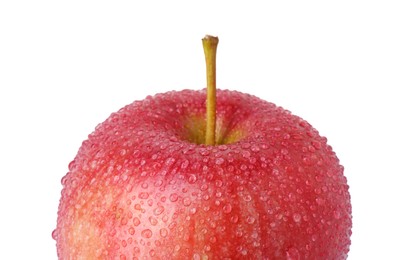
[184, 115, 206, 144]
[183, 115, 246, 145]
[221, 128, 245, 144]
[61, 188, 118, 259]
[68, 217, 106, 259]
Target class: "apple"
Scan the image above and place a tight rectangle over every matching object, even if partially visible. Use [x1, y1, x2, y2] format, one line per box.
[54, 36, 352, 259]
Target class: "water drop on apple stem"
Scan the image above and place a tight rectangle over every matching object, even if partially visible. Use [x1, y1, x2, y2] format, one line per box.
[202, 35, 219, 145]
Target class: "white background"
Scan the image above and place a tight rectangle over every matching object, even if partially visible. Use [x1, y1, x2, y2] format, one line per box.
[1, 1, 406, 259]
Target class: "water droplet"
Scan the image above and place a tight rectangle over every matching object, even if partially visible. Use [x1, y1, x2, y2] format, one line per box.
[227, 165, 235, 172]
[182, 233, 191, 241]
[141, 229, 152, 238]
[160, 228, 168, 237]
[242, 142, 251, 149]
[243, 194, 252, 202]
[308, 145, 316, 153]
[51, 229, 57, 240]
[241, 248, 248, 255]
[149, 249, 156, 256]
[68, 160, 75, 171]
[188, 174, 197, 184]
[293, 213, 301, 223]
[281, 148, 289, 155]
[215, 180, 223, 187]
[223, 203, 232, 213]
[286, 247, 300, 260]
[133, 217, 141, 226]
[181, 160, 190, 169]
[240, 164, 248, 170]
[155, 239, 161, 247]
[128, 227, 135, 235]
[282, 133, 290, 140]
[270, 222, 276, 228]
[60, 175, 68, 185]
[149, 216, 158, 226]
[302, 156, 311, 165]
[334, 209, 342, 219]
[246, 216, 255, 224]
[231, 215, 239, 223]
[154, 206, 165, 215]
[183, 198, 191, 206]
[316, 197, 325, 205]
[215, 158, 225, 165]
[154, 180, 163, 187]
[311, 140, 322, 149]
[200, 184, 208, 191]
[165, 157, 176, 166]
[251, 145, 260, 152]
[138, 192, 149, 199]
[242, 151, 251, 158]
[133, 246, 140, 254]
[218, 144, 228, 151]
[134, 203, 142, 211]
[169, 193, 178, 202]
[306, 130, 315, 137]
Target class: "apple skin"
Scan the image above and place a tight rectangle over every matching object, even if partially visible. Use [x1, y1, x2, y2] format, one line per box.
[54, 89, 352, 259]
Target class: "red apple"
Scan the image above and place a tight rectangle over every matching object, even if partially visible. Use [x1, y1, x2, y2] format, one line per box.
[54, 36, 351, 259]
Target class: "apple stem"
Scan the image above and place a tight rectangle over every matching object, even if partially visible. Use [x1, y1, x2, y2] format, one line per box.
[202, 35, 219, 146]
